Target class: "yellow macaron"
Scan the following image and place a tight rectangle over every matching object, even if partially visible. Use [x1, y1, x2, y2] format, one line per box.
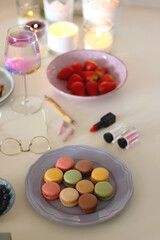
[90, 167, 109, 184]
[44, 168, 63, 184]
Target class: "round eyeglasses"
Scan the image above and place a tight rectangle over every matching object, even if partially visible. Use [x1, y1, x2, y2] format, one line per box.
[0, 136, 52, 156]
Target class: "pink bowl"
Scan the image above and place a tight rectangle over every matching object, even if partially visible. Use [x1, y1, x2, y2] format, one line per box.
[47, 50, 127, 100]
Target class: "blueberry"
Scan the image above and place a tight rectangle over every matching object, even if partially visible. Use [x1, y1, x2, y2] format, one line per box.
[0, 209, 4, 215]
[2, 188, 10, 194]
[0, 206, 7, 215]
[0, 184, 5, 190]
[2, 200, 9, 207]
[3, 193, 10, 201]
[0, 190, 3, 198]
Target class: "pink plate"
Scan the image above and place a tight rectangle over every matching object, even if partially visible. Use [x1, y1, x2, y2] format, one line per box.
[47, 50, 127, 100]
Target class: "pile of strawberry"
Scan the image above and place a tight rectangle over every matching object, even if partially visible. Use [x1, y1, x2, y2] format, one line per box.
[57, 60, 117, 96]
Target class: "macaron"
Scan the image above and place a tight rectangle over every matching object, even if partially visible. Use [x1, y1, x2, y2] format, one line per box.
[78, 193, 98, 214]
[42, 182, 61, 200]
[55, 156, 74, 172]
[94, 181, 114, 200]
[75, 159, 93, 176]
[63, 169, 82, 187]
[90, 167, 109, 184]
[44, 168, 63, 184]
[76, 180, 94, 194]
[59, 187, 79, 207]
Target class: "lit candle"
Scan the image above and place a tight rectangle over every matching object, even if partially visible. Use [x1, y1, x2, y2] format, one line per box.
[16, 2, 41, 25]
[84, 30, 113, 51]
[83, 18, 114, 52]
[48, 21, 79, 54]
[26, 20, 46, 39]
[25, 20, 48, 57]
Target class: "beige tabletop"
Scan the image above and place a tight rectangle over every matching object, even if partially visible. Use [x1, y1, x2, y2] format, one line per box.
[0, 1, 160, 240]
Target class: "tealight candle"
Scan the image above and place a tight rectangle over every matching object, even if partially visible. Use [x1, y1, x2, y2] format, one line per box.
[26, 20, 46, 39]
[48, 21, 79, 54]
[83, 18, 114, 52]
[16, 2, 41, 25]
[26, 20, 48, 57]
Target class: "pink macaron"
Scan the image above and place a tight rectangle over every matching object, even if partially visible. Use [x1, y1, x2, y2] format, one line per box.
[42, 182, 61, 200]
[55, 156, 75, 172]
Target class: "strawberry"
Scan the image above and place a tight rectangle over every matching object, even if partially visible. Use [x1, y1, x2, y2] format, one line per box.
[86, 81, 98, 96]
[95, 67, 108, 78]
[98, 81, 117, 95]
[81, 71, 99, 82]
[67, 73, 84, 90]
[70, 81, 86, 96]
[71, 62, 83, 75]
[57, 66, 74, 80]
[98, 74, 113, 84]
[84, 60, 97, 71]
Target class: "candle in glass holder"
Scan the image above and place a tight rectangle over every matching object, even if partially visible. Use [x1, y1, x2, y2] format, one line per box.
[83, 18, 114, 52]
[26, 20, 46, 39]
[82, 0, 120, 24]
[48, 21, 79, 54]
[43, 0, 74, 23]
[26, 20, 48, 57]
[16, 0, 41, 24]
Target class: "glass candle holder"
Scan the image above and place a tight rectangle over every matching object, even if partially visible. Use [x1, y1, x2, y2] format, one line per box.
[43, 0, 74, 23]
[82, 0, 120, 24]
[74, 0, 82, 15]
[26, 20, 48, 58]
[16, 0, 41, 25]
[83, 18, 114, 52]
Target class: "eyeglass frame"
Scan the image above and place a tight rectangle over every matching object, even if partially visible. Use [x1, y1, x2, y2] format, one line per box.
[0, 136, 52, 156]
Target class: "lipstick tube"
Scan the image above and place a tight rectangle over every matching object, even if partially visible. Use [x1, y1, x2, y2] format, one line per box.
[103, 123, 126, 143]
[117, 128, 141, 149]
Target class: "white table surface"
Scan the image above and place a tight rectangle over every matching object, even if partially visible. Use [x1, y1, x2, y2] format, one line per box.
[1, 1, 160, 240]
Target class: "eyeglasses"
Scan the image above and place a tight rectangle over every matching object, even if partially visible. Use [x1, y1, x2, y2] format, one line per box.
[0, 136, 52, 156]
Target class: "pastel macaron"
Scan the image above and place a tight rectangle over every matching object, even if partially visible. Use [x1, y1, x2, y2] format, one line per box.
[63, 169, 82, 187]
[91, 167, 109, 184]
[59, 188, 79, 207]
[75, 159, 93, 176]
[42, 182, 61, 200]
[55, 156, 75, 172]
[44, 168, 63, 184]
[94, 181, 114, 200]
[78, 193, 98, 214]
[76, 180, 94, 194]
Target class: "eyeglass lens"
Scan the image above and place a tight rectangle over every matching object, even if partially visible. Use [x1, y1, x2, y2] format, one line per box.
[1, 138, 21, 155]
[1, 136, 51, 155]
[30, 136, 51, 154]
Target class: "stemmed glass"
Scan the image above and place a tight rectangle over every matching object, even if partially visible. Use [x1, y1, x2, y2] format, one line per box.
[4, 25, 42, 115]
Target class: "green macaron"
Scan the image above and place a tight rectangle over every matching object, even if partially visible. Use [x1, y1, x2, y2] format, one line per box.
[94, 181, 114, 200]
[63, 169, 82, 187]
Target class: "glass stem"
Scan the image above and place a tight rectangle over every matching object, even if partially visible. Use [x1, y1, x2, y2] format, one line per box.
[22, 75, 29, 104]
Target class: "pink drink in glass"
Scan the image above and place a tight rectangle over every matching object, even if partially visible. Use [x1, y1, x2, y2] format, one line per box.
[4, 31, 41, 75]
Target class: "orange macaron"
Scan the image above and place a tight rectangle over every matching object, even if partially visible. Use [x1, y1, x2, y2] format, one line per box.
[76, 180, 94, 194]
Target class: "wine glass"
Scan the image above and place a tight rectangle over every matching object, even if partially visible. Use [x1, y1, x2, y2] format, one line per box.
[4, 25, 42, 115]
